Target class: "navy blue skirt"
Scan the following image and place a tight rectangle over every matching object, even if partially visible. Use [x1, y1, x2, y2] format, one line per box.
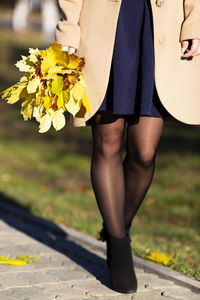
[97, 0, 168, 118]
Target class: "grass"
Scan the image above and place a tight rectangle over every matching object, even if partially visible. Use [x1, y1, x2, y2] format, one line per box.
[0, 11, 200, 281]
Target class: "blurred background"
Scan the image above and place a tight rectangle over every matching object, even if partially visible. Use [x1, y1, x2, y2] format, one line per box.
[0, 0, 199, 280]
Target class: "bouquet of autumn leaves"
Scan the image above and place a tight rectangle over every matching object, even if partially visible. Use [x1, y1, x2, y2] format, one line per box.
[0, 42, 91, 133]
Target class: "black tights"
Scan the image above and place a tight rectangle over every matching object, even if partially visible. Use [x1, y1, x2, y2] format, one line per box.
[90, 112, 164, 238]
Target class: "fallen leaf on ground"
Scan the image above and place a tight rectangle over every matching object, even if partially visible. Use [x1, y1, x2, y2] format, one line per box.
[0, 254, 40, 266]
[145, 250, 174, 265]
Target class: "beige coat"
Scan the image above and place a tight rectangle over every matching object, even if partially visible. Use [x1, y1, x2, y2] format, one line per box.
[56, 0, 200, 127]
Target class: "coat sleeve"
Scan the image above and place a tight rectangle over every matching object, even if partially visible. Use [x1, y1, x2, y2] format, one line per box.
[55, 0, 83, 49]
[180, 0, 200, 41]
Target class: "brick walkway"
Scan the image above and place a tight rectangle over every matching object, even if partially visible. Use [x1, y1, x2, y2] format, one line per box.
[0, 201, 199, 300]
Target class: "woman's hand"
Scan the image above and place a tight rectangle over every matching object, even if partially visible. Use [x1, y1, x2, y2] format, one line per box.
[61, 45, 76, 54]
[181, 39, 200, 58]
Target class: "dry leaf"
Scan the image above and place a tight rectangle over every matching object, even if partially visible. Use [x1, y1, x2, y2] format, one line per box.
[145, 250, 174, 265]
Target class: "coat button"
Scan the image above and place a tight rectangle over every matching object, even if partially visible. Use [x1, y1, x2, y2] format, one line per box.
[158, 37, 165, 45]
[156, 0, 164, 7]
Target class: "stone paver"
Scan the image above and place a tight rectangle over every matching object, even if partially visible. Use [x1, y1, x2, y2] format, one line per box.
[155, 286, 200, 300]
[0, 202, 199, 300]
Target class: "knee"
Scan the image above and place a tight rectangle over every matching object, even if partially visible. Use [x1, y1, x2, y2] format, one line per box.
[94, 133, 123, 159]
[129, 148, 156, 169]
[137, 149, 156, 168]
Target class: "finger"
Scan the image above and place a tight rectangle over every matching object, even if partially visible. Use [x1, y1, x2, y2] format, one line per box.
[61, 45, 69, 52]
[181, 40, 189, 54]
[69, 47, 76, 54]
[191, 41, 200, 57]
[182, 39, 199, 57]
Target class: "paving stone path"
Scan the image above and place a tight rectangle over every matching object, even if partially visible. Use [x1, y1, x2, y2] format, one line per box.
[0, 202, 199, 300]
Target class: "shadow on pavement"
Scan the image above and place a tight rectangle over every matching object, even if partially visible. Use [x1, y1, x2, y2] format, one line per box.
[0, 193, 110, 288]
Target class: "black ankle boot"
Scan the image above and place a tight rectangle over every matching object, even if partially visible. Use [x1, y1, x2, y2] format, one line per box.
[98, 222, 132, 266]
[107, 233, 138, 293]
[99, 222, 131, 241]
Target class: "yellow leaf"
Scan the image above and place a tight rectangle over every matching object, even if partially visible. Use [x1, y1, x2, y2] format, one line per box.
[48, 41, 62, 51]
[29, 48, 40, 55]
[1, 82, 26, 100]
[19, 84, 29, 100]
[65, 90, 80, 116]
[20, 76, 28, 82]
[39, 113, 52, 133]
[78, 73, 87, 88]
[44, 66, 64, 80]
[52, 76, 63, 95]
[35, 84, 45, 106]
[33, 104, 44, 121]
[0, 254, 40, 266]
[82, 92, 91, 112]
[68, 74, 77, 85]
[21, 94, 35, 120]
[0, 255, 26, 266]
[21, 105, 33, 121]
[7, 84, 26, 104]
[28, 48, 40, 63]
[48, 42, 69, 68]
[1, 85, 16, 99]
[27, 77, 41, 94]
[16, 254, 40, 263]
[52, 109, 66, 131]
[43, 95, 53, 111]
[33, 106, 40, 121]
[44, 80, 52, 95]
[47, 107, 56, 120]
[67, 53, 85, 70]
[63, 90, 70, 105]
[145, 250, 174, 266]
[57, 92, 64, 109]
[40, 48, 57, 75]
[72, 82, 84, 101]
[15, 58, 32, 72]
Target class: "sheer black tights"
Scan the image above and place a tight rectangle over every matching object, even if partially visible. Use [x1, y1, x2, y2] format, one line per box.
[123, 116, 164, 232]
[90, 112, 163, 238]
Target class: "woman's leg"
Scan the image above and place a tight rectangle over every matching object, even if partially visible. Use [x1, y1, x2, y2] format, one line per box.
[123, 116, 164, 231]
[90, 111, 138, 293]
[90, 111, 126, 238]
